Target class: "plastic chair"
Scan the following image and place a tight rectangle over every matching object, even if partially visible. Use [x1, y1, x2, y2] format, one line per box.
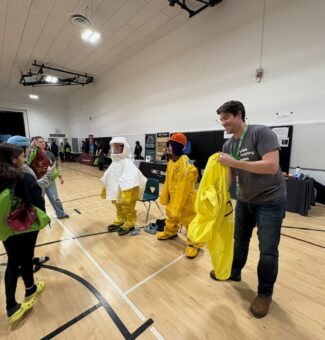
[139, 178, 163, 223]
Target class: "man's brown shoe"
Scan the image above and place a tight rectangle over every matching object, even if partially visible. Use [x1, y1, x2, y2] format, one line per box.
[250, 295, 272, 318]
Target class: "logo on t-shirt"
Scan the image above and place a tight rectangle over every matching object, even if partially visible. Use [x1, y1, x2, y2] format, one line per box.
[239, 148, 255, 161]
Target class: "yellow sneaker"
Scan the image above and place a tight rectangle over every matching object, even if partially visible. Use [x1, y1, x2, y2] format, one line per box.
[25, 280, 46, 301]
[157, 231, 178, 240]
[8, 297, 37, 323]
[186, 246, 199, 259]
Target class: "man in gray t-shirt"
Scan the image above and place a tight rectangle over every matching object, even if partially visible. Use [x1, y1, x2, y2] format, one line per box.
[214, 100, 286, 319]
[223, 124, 286, 203]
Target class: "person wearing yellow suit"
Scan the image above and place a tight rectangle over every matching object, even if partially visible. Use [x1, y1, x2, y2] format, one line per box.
[157, 133, 202, 258]
[187, 153, 234, 280]
[101, 137, 147, 236]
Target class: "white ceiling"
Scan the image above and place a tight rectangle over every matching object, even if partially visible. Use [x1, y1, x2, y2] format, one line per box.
[0, 0, 190, 96]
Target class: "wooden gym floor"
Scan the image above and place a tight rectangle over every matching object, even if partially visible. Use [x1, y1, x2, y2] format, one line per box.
[1, 162, 325, 339]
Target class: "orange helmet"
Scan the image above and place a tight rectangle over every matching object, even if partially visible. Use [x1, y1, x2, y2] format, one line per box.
[169, 133, 187, 147]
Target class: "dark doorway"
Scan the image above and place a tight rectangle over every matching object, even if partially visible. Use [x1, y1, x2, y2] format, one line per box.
[0, 110, 26, 136]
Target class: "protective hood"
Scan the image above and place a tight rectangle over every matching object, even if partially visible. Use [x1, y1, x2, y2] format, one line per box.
[110, 137, 132, 162]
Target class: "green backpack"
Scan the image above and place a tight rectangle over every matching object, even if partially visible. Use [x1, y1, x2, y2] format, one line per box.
[27, 147, 38, 166]
[0, 189, 50, 241]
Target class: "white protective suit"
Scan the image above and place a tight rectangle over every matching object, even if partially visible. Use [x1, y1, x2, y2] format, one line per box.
[101, 137, 147, 229]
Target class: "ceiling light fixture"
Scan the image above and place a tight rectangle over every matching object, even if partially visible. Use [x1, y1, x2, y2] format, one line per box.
[20, 61, 94, 87]
[29, 94, 39, 100]
[79, 0, 101, 44]
[45, 75, 58, 83]
[81, 28, 101, 43]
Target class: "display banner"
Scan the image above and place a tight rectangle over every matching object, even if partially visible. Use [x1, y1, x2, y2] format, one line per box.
[145, 134, 156, 162]
[156, 132, 169, 160]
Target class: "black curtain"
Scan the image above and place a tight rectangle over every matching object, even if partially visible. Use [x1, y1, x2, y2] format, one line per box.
[0, 111, 25, 136]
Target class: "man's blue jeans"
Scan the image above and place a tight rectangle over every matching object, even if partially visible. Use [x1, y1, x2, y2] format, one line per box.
[231, 198, 286, 297]
[45, 181, 66, 218]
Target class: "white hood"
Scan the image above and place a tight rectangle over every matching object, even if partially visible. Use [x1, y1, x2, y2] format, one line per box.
[110, 137, 132, 162]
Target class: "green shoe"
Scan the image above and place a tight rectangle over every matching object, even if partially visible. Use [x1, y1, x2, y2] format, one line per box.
[8, 298, 37, 323]
[25, 280, 46, 301]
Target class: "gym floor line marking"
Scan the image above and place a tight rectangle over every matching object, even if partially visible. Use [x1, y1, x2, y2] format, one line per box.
[56, 219, 164, 340]
[53, 201, 108, 213]
[45, 194, 100, 208]
[36, 264, 153, 339]
[0, 214, 162, 257]
[47, 197, 149, 218]
[67, 201, 108, 211]
[58, 176, 88, 181]
[47, 203, 108, 219]
[41, 304, 102, 339]
[60, 193, 100, 204]
[0, 230, 112, 256]
[48, 199, 149, 222]
[282, 225, 325, 232]
[1, 226, 323, 259]
[281, 233, 325, 249]
[0, 263, 153, 339]
[125, 254, 185, 295]
[64, 166, 102, 178]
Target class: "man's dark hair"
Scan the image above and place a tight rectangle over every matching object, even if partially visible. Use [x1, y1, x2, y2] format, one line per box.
[216, 100, 246, 122]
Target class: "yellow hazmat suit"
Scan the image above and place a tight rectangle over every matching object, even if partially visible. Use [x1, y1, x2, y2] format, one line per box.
[112, 187, 139, 228]
[187, 153, 234, 280]
[157, 154, 202, 256]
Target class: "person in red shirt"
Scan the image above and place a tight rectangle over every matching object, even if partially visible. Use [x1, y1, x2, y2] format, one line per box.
[29, 136, 69, 219]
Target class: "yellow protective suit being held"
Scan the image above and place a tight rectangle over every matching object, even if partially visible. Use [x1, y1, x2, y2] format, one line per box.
[157, 154, 202, 257]
[187, 153, 234, 280]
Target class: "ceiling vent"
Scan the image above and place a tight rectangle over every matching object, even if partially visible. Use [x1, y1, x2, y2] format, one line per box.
[68, 13, 91, 28]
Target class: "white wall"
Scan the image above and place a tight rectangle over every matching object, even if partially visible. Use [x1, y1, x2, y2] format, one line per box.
[67, 0, 325, 180]
[0, 87, 69, 140]
[289, 123, 325, 184]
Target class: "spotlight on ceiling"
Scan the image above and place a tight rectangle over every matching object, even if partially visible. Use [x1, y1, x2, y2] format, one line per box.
[45, 75, 58, 83]
[81, 29, 101, 43]
[19, 61, 94, 87]
[29, 94, 39, 100]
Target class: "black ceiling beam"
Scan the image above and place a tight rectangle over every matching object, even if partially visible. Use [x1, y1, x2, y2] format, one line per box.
[168, 0, 223, 18]
[32, 61, 91, 79]
[19, 61, 94, 87]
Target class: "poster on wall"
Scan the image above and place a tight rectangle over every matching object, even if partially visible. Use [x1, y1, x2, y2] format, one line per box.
[156, 132, 169, 160]
[145, 134, 156, 162]
[272, 127, 289, 147]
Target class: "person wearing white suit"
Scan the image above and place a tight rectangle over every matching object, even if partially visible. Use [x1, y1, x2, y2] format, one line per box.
[101, 137, 147, 236]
